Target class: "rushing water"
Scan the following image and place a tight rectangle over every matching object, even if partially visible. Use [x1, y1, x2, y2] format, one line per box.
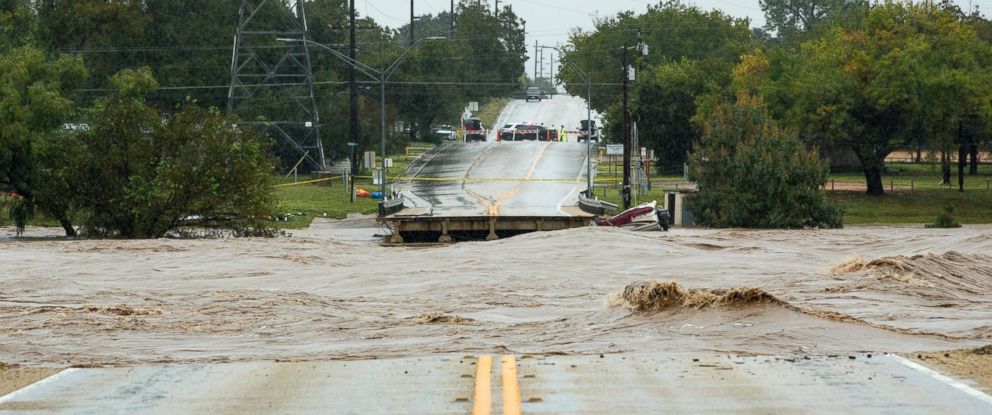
[1, 221, 989, 366]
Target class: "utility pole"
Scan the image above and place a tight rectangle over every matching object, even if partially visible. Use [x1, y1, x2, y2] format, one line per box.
[349, 0, 358, 201]
[410, 0, 415, 46]
[450, 0, 455, 36]
[549, 53, 554, 91]
[534, 40, 538, 83]
[622, 43, 632, 210]
[537, 48, 544, 79]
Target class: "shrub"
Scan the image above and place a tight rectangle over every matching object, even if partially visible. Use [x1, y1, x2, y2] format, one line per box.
[688, 94, 842, 228]
[926, 205, 962, 229]
[68, 68, 278, 238]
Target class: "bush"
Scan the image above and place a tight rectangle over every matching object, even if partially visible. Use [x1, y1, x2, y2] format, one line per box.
[926, 205, 961, 229]
[67, 68, 279, 238]
[688, 94, 842, 228]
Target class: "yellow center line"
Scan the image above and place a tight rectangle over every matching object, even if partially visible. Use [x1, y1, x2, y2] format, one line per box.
[491, 142, 551, 216]
[501, 355, 522, 415]
[472, 355, 493, 415]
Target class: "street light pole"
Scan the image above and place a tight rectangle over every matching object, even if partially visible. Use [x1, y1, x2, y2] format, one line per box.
[539, 45, 593, 196]
[277, 36, 445, 197]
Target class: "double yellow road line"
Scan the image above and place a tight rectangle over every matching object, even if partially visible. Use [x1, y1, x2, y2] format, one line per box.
[472, 355, 522, 415]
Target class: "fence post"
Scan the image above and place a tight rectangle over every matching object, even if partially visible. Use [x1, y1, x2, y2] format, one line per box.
[911, 177, 914, 191]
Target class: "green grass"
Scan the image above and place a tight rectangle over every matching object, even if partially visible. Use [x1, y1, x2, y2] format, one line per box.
[476, 98, 511, 131]
[829, 162, 992, 191]
[273, 180, 380, 229]
[827, 190, 992, 225]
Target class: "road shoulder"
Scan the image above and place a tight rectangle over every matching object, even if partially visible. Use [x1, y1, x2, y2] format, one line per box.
[913, 346, 992, 394]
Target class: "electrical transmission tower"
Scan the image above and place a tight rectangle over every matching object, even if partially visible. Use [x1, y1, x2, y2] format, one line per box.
[227, 0, 326, 171]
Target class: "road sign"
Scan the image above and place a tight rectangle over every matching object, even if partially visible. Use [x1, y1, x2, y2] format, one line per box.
[606, 144, 624, 156]
[468, 102, 479, 112]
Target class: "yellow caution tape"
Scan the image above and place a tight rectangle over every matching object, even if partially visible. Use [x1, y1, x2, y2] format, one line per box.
[274, 176, 343, 188]
[352, 176, 627, 183]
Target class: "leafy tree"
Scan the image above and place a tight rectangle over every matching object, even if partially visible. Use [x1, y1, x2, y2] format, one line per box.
[560, 1, 752, 118]
[36, 0, 149, 98]
[143, 0, 240, 109]
[0, 46, 87, 235]
[741, 2, 992, 195]
[69, 68, 278, 238]
[689, 94, 841, 228]
[633, 58, 732, 173]
[0, 0, 35, 52]
[759, 0, 869, 44]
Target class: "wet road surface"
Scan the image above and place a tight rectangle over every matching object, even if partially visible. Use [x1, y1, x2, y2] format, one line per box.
[396, 141, 591, 218]
[3, 354, 990, 414]
[488, 96, 601, 142]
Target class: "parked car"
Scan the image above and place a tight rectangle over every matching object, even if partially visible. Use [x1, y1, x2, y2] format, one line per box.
[577, 119, 599, 142]
[463, 118, 487, 142]
[525, 87, 542, 102]
[431, 125, 456, 140]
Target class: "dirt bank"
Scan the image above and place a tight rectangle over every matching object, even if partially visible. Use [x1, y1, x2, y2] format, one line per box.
[915, 346, 992, 394]
[0, 364, 58, 396]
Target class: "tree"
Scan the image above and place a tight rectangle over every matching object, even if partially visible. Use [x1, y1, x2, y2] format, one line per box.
[561, 1, 752, 118]
[689, 94, 841, 228]
[36, 0, 149, 99]
[68, 68, 279, 238]
[742, 2, 992, 195]
[0, 0, 35, 52]
[0, 46, 87, 235]
[633, 58, 733, 173]
[759, 0, 869, 44]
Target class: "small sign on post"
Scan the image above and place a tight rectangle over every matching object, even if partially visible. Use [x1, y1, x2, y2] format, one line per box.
[606, 144, 624, 156]
[372, 170, 382, 185]
[384, 158, 394, 168]
[469, 102, 479, 112]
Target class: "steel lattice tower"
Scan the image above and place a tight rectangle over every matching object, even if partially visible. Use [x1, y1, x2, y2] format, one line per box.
[227, 0, 326, 171]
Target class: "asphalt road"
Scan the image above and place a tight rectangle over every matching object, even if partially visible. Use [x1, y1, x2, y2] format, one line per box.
[3, 354, 990, 414]
[488, 95, 601, 142]
[394, 96, 597, 219]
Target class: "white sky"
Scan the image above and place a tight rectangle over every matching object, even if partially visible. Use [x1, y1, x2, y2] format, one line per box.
[360, 0, 992, 78]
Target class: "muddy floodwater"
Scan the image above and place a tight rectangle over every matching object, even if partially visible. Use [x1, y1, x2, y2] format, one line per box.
[1, 221, 990, 367]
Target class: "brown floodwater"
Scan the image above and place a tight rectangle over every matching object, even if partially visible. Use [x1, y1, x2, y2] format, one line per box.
[1, 221, 989, 366]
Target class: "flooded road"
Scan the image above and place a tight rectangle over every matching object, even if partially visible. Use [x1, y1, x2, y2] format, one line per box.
[1, 224, 990, 367]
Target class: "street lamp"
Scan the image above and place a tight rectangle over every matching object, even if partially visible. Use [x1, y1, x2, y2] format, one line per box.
[539, 45, 594, 196]
[278, 36, 446, 197]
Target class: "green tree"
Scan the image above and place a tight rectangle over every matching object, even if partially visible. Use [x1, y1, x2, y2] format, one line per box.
[689, 94, 841, 228]
[36, 0, 149, 97]
[633, 58, 733, 173]
[0, 46, 87, 235]
[143, 0, 241, 109]
[0, 0, 35, 52]
[759, 0, 869, 44]
[69, 68, 278, 238]
[742, 2, 992, 195]
[560, 2, 752, 117]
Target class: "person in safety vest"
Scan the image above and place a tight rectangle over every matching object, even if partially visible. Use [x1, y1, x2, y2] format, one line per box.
[560, 126, 567, 142]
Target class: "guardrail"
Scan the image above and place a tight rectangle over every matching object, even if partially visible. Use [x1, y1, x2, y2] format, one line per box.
[378, 196, 406, 217]
[578, 192, 619, 216]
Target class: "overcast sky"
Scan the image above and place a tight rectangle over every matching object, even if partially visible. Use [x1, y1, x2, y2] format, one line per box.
[359, 0, 991, 78]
